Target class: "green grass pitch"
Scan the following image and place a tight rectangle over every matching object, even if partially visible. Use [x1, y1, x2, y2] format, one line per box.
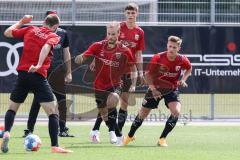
[0, 124, 239, 160]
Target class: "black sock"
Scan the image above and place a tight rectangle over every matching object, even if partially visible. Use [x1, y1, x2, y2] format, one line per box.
[48, 114, 59, 147]
[104, 109, 116, 132]
[108, 108, 122, 137]
[160, 115, 178, 138]
[59, 120, 66, 132]
[92, 113, 103, 131]
[27, 97, 41, 132]
[105, 120, 114, 131]
[4, 110, 16, 132]
[108, 108, 117, 132]
[128, 114, 143, 137]
[117, 108, 128, 132]
[57, 97, 67, 133]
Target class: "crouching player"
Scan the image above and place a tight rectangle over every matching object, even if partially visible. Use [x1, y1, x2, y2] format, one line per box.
[124, 36, 192, 147]
[75, 21, 135, 146]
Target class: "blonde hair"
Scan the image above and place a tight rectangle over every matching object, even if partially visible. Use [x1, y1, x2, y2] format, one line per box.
[168, 36, 182, 46]
[106, 21, 120, 31]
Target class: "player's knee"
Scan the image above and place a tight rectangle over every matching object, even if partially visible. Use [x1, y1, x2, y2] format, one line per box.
[9, 101, 20, 112]
[98, 108, 108, 121]
[41, 101, 58, 116]
[172, 111, 180, 117]
[168, 102, 181, 117]
[107, 93, 119, 108]
[138, 107, 151, 119]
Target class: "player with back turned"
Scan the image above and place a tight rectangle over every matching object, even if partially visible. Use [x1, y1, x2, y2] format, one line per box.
[1, 14, 72, 153]
[23, 10, 73, 138]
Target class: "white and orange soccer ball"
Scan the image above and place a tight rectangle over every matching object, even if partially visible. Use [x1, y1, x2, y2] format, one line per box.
[24, 134, 42, 151]
[0, 125, 4, 138]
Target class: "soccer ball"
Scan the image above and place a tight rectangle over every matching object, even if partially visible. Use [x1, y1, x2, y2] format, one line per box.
[24, 134, 42, 151]
[0, 125, 4, 138]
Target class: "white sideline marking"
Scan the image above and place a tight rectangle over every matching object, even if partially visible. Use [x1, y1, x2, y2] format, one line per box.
[1, 119, 240, 126]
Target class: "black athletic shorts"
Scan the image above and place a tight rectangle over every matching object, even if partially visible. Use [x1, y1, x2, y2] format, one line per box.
[142, 88, 180, 109]
[121, 74, 132, 92]
[10, 71, 55, 103]
[95, 86, 121, 108]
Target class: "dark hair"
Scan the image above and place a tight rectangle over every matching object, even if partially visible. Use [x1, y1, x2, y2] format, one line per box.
[45, 10, 57, 17]
[125, 3, 139, 12]
[44, 14, 60, 27]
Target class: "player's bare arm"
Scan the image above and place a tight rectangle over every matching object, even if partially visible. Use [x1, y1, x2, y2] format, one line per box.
[129, 65, 137, 92]
[135, 50, 145, 85]
[144, 71, 161, 99]
[74, 54, 88, 65]
[28, 44, 52, 73]
[63, 47, 72, 83]
[177, 67, 192, 87]
[4, 15, 33, 38]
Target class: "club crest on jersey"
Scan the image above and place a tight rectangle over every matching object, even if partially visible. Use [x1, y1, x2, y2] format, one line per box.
[175, 66, 181, 71]
[135, 34, 140, 40]
[115, 52, 122, 59]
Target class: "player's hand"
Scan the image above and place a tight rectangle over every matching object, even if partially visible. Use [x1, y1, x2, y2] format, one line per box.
[28, 64, 41, 73]
[89, 60, 95, 71]
[65, 73, 72, 83]
[20, 15, 33, 25]
[151, 88, 162, 100]
[177, 80, 188, 87]
[129, 85, 136, 92]
[75, 55, 83, 65]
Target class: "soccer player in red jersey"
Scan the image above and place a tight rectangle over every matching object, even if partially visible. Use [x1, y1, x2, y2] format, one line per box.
[75, 21, 135, 146]
[90, 3, 145, 143]
[124, 36, 192, 147]
[1, 15, 72, 153]
[23, 10, 74, 138]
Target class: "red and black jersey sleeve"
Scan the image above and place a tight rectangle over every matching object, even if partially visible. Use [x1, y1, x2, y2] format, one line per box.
[83, 42, 100, 58]
[136, 28, 145, 51]
[181, 55, 192, 70]
[12, 26, 32, 39]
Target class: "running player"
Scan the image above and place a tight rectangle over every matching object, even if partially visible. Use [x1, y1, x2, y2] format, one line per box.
[124, 36, 192, 147]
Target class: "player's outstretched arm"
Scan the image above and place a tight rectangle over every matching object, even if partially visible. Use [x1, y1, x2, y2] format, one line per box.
[28, 44, 51, 73]
[4, 15, 33, 38]
[74, 54, 88, 65]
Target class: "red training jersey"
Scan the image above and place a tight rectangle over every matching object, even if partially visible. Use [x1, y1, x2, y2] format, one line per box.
[147, 51, 191, 88]
[119, 21, 145, 59]
[83, 40, 134, 90]
[12, 26, 60, 77]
